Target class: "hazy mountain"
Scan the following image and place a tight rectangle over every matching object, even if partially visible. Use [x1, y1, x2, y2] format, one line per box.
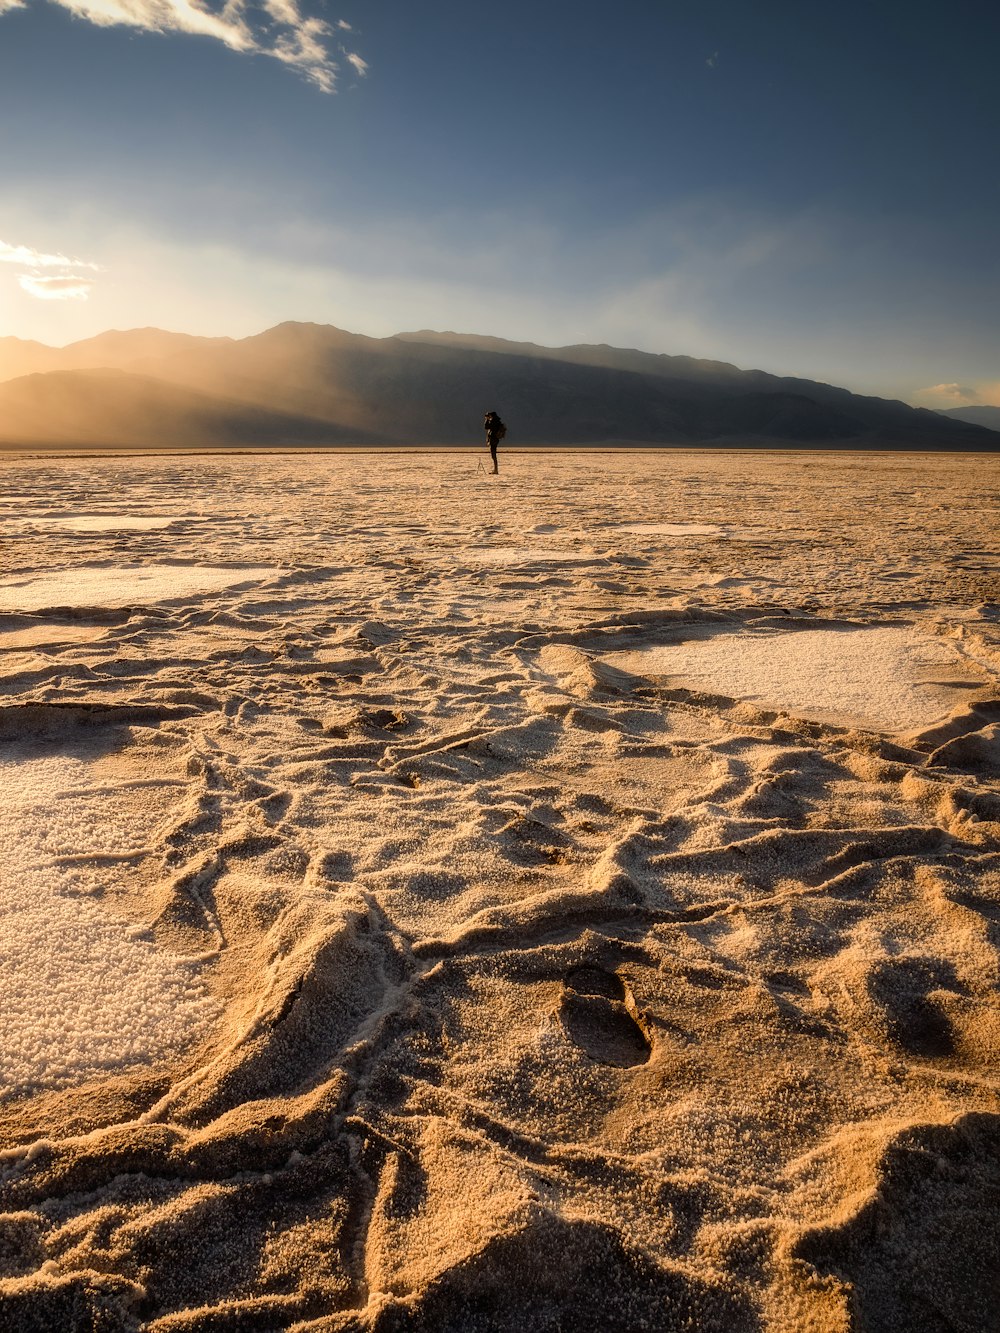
[0, 335, 58, 382]
[937, 405, 1000, 432]
[395, 330, 749, 382]
[0, 328, 231, 384]
[397, 329, 991, 443]
[0, 368, 349, 448]
[0, 322, 996, 450]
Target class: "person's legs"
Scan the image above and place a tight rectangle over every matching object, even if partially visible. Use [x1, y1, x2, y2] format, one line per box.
[490, 440, 498, 473]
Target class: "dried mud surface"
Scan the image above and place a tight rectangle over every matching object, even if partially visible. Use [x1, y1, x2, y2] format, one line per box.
[0, 449, 998, 1332]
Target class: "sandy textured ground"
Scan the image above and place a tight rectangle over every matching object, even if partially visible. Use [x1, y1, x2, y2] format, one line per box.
[0, 449, 998, 1332]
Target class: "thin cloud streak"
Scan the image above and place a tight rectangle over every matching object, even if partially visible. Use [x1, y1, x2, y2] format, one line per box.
[0, 238, 99, 270]
[18, 273, 96, 300]
[2, 235, 101, 302]
[57, 0, 253, 50]
[2, 0, 362, 92]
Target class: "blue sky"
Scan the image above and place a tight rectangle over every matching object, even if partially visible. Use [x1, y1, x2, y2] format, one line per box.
[0, 0, 997, 406]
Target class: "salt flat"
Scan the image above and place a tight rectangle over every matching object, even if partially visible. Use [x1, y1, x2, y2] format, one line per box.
[605, 625, 981, 732]
[0, 449, 997, 1332]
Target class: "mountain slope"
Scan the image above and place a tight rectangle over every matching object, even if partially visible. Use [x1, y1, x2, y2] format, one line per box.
[0, 368, 355, 448]
[397, 329, 984, 445]
[938, 406, 1000, 432]
[0, 328, 232, 385]
[0, 322, 996, 450]
[0, 335, 60, 382]
[138, 322, 996, 448]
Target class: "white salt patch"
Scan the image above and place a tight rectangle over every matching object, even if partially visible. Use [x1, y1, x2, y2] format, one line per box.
[8, 515, 185, 532]
[612, 523, 722, 536]
[606, 627, 974, 732]
[0, 624, 107, 649]
[0, 564, 274, 612]
[0, 749, 219, 1097]
[462, 547, 597, 567]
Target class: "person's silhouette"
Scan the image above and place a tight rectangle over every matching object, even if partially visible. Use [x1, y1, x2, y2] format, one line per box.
[484, 410, 506, 474]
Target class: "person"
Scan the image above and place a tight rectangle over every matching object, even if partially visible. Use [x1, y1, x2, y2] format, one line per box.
[484, 410, 506, 474]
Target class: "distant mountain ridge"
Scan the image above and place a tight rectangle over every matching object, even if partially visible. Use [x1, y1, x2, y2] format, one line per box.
[0, 321, 996, 451]
[937, 405, 1000, 432]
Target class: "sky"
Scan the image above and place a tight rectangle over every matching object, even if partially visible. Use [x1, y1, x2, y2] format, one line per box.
[0, 0, 997, 407]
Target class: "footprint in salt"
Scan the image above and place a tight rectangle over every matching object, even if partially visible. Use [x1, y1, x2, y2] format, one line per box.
[867, 958, 957, 1059]
[559, 964, 651, 1067]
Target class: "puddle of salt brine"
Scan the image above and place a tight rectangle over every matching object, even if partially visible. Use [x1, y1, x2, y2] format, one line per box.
[604, 627, 983, 732]
[0, 750, 219, 1097]
[0, 565, 274, 612]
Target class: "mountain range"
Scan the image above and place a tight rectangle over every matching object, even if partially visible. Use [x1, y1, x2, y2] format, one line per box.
[936, 405, 1000, 433]
[0, 322, 996, 451]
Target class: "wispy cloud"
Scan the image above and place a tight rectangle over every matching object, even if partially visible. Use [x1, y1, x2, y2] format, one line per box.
[915, 381, 1000, 408]
[3, 0, 364, 93]
[17, 273, 97, 301]
[2, 235, 100, 302]
[916, 382, 978, 405]
[0, 239, 99, 270]
[56, 0, 252, 51]
[344, 51, 367, 77]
